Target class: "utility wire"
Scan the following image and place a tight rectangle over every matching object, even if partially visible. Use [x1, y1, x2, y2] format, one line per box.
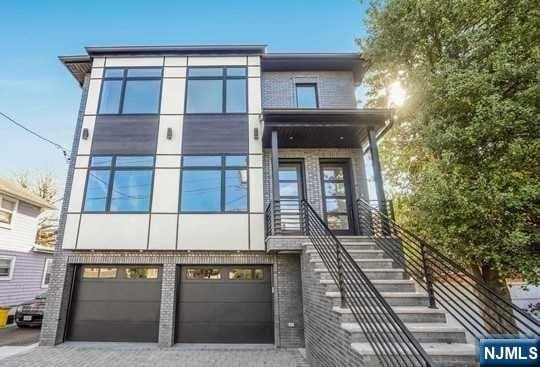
[0, 111, 71, 162]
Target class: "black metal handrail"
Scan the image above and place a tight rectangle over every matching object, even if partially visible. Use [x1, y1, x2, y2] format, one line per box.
[302, 200, 433, 366]
[265, 199, 304, 236]
[356, 198, 540, 339]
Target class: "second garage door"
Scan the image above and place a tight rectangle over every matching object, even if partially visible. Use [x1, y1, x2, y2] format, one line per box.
[67, 265, 162, 342]
[176, 265, 274, 343]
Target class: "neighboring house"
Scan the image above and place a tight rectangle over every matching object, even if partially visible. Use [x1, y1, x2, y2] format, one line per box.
[0, 177, 55, 308]
[40, 44, 502, 365]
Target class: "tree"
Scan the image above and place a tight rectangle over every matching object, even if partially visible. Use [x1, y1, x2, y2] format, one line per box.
[359, 0, 539, 321]
[13, 170, 59, 248]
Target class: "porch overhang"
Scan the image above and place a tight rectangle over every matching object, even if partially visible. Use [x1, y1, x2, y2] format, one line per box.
[262, 108, 392, 149]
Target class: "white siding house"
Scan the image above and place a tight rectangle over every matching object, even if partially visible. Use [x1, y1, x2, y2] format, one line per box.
[0, 177, 55, 307]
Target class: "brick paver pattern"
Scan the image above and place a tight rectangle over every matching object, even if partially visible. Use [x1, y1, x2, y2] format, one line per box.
[0, 345, 310, 367]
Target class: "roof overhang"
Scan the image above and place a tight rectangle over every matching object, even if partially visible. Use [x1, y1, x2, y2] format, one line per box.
[262, 108, 392, 149]
[86, 44, 268, 56]
[59, 55, 92, 86]
[261, 53, 368, 85]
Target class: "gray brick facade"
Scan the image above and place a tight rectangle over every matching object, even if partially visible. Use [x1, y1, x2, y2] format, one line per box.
[263, 148, 370, 214]
[41, 251, 304, 348]
[262, 71, 356, 109]
[300, 250, 366, 366]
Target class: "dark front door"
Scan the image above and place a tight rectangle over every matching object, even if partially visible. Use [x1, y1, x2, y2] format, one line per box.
[278, 162, 304, 233]
[320, 162, 355, 235]
[175, 265, 274, 343]
[67, 265, 162, 342]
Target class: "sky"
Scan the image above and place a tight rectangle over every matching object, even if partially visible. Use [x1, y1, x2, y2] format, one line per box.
[0, 0, 370, 188]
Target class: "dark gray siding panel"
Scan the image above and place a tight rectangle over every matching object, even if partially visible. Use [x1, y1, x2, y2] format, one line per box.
[91, 115, 159, 155]
[182, 114, 248, 154]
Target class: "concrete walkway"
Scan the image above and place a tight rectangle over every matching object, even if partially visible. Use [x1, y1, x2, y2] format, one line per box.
[0, 343, 310, 366]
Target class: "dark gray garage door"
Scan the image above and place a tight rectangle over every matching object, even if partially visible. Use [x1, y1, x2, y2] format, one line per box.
[176, 265, 274, 343]
[67, 265, 162, 342]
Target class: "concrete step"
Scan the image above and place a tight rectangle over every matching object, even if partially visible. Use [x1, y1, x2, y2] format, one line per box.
[310, 258, 395, 269]
[325, 291, 430, 307]
[342, 322, 467, 344]
[351, 342, 477, 367]
[321, 279, 417, 293]
[315, 268, 405, 281]
[308, 249, 385, 259]
[304, 243, 380, 251]
[333, 306, 447, 324]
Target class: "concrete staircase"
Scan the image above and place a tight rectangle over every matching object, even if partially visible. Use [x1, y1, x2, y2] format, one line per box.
[304, 236, 478, 366]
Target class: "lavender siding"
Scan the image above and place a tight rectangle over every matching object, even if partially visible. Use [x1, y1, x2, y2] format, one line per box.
[0, 249, 51, 307]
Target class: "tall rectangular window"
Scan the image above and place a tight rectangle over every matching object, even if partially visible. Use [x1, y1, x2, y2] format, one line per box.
[180, 155, 248, 212]
[295, 83, 318, 108]
[186, 67, 247, 113]
[98, 68, 162, 114]
[83, 156, 154, 212]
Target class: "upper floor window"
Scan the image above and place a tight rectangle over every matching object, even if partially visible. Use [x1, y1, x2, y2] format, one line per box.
[295, 83, 318, 108]
[0, 196, 16, 225]
[180, 155, 248, 212]
[186, 67, 247, 113]
[98, 68, 162, 114]
[83, 156, 154, 213]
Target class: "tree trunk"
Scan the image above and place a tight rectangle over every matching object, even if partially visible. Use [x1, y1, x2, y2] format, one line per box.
[472, 263, 518, 336]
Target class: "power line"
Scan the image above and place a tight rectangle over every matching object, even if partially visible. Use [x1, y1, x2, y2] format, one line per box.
[0, 111, 71, 162]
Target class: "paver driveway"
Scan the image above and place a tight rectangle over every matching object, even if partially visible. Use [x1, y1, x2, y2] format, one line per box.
[0, 343, 309, 367]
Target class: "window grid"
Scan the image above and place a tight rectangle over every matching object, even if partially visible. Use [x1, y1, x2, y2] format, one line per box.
[0, 196, 16, 225]
[83, 155, 155, 213]
[180, 155, 248, 213]
[185, 67, 247, 114]
[98, 67, 163, 115]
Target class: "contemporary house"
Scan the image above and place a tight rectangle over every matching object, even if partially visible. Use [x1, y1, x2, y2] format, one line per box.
[42, 45, 538, 366]
[0, 177, 54, 312]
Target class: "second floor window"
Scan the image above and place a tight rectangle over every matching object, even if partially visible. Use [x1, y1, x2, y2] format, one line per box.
[186, 67, 247, 113]
[98, 68, 162, 115]
[180, 155, 248, 212]
[295, 83, 318, 108]
[83, 156, 154, 213]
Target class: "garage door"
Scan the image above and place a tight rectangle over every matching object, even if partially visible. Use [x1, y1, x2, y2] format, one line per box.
[67, 265, 162, 342]
[176, 265, 274, 343]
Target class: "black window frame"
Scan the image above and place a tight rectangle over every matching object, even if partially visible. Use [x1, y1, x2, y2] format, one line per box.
[185, 66, 248, 114]
[179, 154, 249, 213]
[295, 82, 319, 109]
[98, 67, 163, 115]
[82, 155, 155, 214]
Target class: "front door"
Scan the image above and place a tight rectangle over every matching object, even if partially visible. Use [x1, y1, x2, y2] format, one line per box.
[278, 162, 304, 233]
[320, 162, 355, 235]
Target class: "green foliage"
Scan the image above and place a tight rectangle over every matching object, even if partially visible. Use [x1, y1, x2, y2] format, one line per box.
[360, 0, 540, 284]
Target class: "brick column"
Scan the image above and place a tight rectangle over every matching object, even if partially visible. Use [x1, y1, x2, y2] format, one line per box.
[158, 263, 178, 347]
[40, 256, 74, 346]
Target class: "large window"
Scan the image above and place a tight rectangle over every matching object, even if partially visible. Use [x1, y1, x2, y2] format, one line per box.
[98, 68, 162, 114]
[0, 196, 16, 225]
[180, 155, 248, 212]
[295, 83, 318, 108]
[0, 256, 15, 280]
[83, 156, 154, 213]
[186, 67, 247, 113]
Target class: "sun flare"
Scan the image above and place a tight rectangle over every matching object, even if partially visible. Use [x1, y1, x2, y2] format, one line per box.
[388, 81, 407, 107]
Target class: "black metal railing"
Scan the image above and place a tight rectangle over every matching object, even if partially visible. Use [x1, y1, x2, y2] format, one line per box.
[265, 199, 304, 236]
[356, 198, 540, 339]
[301, 200, 433, 366]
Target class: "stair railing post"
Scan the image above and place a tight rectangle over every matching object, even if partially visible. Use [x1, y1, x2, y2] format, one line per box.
[274, 200, 281, 234]
[336, 242, 346, 308]
[420, 241, 437, 308]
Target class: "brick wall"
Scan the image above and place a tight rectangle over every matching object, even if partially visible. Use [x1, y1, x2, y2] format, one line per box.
[262, 71, 356, 109]
[41, 250, 304, 348]
[300, 250, 365, 366]
[263, 148, 370, 214]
